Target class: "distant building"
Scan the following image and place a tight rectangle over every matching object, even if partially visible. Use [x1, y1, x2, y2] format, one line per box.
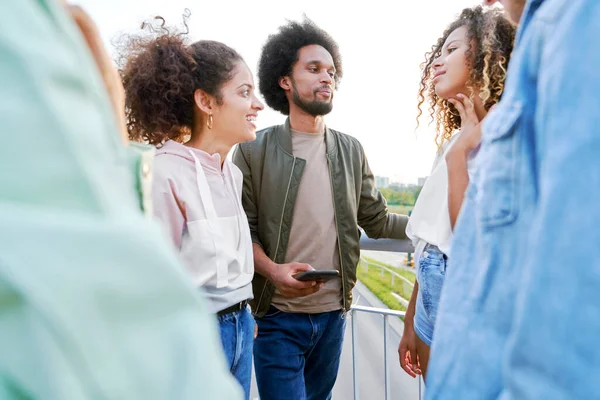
[418, 176, 428, 186]
[375, 176, 390, 188]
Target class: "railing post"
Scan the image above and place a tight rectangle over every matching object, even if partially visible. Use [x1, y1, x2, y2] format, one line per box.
[383, 315, 390, 400]
[351, 310, 359, 400]
[380, 266, 384, 279]
[348, 306, 409, 400]
[391, 273, 395, 287]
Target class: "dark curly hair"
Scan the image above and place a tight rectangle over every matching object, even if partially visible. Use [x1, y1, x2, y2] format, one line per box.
[417, 6, 516, 148]
[258, 17, 343, 115]
[118, 17, 242, 145]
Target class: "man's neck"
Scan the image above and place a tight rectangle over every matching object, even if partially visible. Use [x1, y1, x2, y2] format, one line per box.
[289, 110, 325, 134]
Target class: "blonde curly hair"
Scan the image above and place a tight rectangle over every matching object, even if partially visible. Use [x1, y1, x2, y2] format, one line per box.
[417, 6, 516, 148]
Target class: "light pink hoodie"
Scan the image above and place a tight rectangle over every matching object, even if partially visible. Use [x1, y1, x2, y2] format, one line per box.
[152, 140, 253, 313]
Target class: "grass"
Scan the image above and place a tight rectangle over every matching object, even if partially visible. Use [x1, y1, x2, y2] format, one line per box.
[357, 269, 407, 313]
[356, 258, 416, 314]
[361, 256, 416, 284]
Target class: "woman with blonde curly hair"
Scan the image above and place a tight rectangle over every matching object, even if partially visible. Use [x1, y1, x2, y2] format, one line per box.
[398, 5, 516, 380]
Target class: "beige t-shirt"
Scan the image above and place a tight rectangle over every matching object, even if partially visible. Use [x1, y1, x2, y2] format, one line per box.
[271, 130, 343, 313]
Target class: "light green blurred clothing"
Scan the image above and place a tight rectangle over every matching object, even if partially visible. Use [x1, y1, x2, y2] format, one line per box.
[0, 1, 242, 399]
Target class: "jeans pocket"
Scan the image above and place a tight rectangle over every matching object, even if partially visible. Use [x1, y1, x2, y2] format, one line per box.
[218, 316, 237, 369]
[418, 251, 446, 320]
[477, 102, 523, 229]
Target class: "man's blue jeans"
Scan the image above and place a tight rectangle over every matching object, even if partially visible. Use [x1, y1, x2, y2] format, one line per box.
[218, 306, 254, 400]
[254, 306, 346, 400]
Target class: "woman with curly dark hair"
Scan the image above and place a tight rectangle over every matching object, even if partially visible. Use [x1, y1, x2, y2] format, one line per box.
[120, 19, 264, 400]
[398, 6, 516, 380]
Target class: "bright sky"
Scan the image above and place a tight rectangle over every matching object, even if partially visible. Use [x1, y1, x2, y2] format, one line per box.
[76, 0, 493, 184]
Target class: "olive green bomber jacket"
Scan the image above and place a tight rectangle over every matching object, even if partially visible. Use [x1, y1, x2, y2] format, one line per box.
[233, 119, 408, 316]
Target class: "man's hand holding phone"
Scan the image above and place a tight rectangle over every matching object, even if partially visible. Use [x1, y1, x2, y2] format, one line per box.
[293, 270, 340, 282]
[269, 262, 323, 299]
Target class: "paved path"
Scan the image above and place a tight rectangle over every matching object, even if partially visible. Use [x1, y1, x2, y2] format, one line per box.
[333, 281, 423, 400]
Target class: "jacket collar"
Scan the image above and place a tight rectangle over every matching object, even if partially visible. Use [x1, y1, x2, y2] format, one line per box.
[275, 117, 337, 156]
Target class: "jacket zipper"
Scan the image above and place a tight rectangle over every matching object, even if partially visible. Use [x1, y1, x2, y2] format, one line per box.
[327, 154, 347, 314]
[256, 156, 297, 311]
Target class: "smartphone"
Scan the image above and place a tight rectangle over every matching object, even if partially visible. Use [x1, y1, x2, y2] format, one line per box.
[293, 270, 340, 282]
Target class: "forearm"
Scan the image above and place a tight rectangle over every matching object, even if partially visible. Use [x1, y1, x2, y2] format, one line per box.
[385, 213, 409, 240]
[362, 211, 409, 240]
[405, 281, 419, 324]
[252, 243, 278, 281]
[446, 148, 470, 229]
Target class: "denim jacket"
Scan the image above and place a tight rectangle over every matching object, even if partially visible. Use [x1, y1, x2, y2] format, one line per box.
[426, 1, 600, 398]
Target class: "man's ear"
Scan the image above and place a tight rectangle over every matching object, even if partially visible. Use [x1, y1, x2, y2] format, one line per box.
[193, 89, 215, 115]
[279, 76, 292, 91]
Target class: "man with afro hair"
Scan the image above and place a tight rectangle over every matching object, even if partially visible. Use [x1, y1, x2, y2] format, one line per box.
[233, 17, 409, 399]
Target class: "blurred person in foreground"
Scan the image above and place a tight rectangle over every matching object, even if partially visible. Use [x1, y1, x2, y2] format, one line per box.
[426, 0, 600, 398]
[0, 1, 242, 398]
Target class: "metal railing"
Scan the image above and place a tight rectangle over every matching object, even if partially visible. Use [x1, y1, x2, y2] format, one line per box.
[359, 232, 415, 254]
[348, 304, 423, 400]
[359, 258, 414, 304]
[352, 234, 421, 400]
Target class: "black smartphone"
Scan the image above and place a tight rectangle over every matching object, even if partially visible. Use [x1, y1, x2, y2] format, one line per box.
[293, 270, 340, 282]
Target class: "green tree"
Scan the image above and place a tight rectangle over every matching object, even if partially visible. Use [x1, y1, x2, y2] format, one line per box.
[401, 191, 416, 205]
[380, 188, 398, 205]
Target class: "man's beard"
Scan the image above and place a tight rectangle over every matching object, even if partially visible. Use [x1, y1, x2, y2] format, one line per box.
[291, 80, 333, 116]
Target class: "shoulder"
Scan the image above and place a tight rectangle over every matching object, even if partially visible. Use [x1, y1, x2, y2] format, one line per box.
[152, 152, 189, 191]
[241, 125, 279, 149]
[153, 152, 184, 171]
[237, 124, 282, 164]
[255, 124, 279, 140]
[329, 128, 365, 156]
